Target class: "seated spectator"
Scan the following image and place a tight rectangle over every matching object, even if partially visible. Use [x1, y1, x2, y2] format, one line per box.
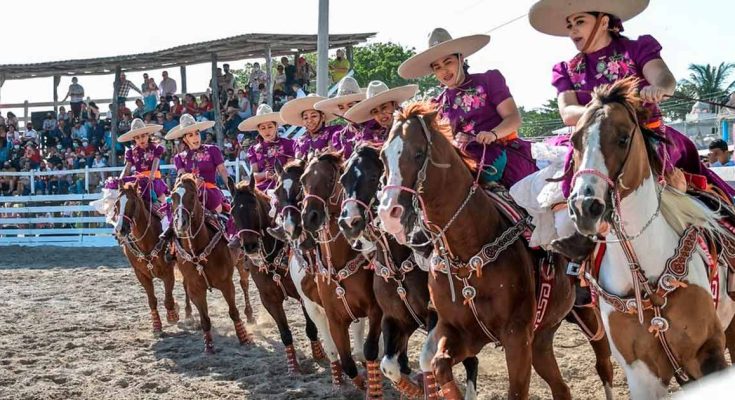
[56, 107, 69, 123]
[170, 95, 184, 118]
[118, 113, 133, 134]
[237, 89, 252, 119]
[198, 94, 214, 119]
[71, 119, 86, 141]
[117, 103, 132, 119]
[292, 82, 306, 98]
[59, 129, 74, 150]
[7, 124, 21, 143]
[87, 118, 105, 147]
[274, 64, 286, 93]
[46, 146, 63, 167]
[88, 101, 101, 121]
[156, 97, 170, 114]
[204, 132, 215, 145]
[143, 113, 153, 124]
[132, 99, 146, 119]
[183, 94, 199, 115]
[154, 112, 166, 127]
[162, 112, 178, 133]
[224, 108, 243, 136]
[42, 112, 57, 135]
[258, 83, 267, 105]
[92, 152, 107, 168]
[6, 112, 18, 129]
[24, 143, 42, 169]
[708, 139, 734, 167]
[22, 122, 38, 144]
[0, 137, 9, 165]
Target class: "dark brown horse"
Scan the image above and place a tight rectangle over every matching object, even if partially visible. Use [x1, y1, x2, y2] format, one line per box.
[376, 103, 595, 399]
[170, 174, 253, 353]
[301, 152, 384, 398]
[339, 144, 480, 398]
[228, 176, 326, 373]
[115, 182, 189, 333]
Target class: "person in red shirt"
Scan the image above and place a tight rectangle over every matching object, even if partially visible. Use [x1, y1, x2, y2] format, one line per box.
[170, 95, 185, 118]
[25, 144, 42, 169]
[183, 94, 199, 115]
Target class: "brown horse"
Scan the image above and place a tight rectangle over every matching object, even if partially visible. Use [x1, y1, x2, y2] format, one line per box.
[301, 152, 385, 398]
[170, 174, 253, 353]
[339, 144, 480, 398]
[377, 103, 592, 399]
[228, 176, 327, 373]
[115, 182, 189, 333]
[567, 78, 734, 398]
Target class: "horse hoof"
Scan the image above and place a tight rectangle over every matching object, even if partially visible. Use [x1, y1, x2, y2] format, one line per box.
[166, 310, 180, 324]
[352, 374, 367, 391]
[204, 346, 215, 355]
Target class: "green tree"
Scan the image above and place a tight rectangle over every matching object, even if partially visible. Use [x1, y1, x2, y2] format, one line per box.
[518, 98, 564, 138]
[352, 42, 439, 96]
[661, 62, 735, 120]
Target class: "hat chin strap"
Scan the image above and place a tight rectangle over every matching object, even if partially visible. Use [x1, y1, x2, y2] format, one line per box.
[451, 54, 466, 88]
[581, 15, 606, 54]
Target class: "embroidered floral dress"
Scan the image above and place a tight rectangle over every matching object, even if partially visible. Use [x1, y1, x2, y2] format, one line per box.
[115, 144, 168, 203]
[433, 70, 537, 188]
[247, 137, 295, 191]
[552, 35, 734, 197]
[355, 120, 390, 148]
[294, 125, 342, 160]
[173, 144, 227, 211]
[332, 120, 385, 157]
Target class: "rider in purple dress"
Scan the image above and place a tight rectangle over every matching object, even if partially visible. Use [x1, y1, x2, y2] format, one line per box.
[314, 76, 368, 159]
[114, 119, 168, 205]
[344, 81, 418, 148]
[239, 104, 295, 192]
[280, 94, 342, 160]
[399, 28, 538, 188]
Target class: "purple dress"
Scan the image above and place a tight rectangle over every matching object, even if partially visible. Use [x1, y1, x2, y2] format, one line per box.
[122, 144, 169, 203]
[433, 70, 538, 187]
[354, 120, 389, 148]
[173, 144, 226, 212]
[552, 35, 735, 197]
[247, 137, 296, 191]
[295, 125, 342, 160]
[332, 120, 385, 157]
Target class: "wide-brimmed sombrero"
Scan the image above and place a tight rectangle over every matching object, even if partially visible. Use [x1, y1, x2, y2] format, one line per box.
[343, 81, 418, 124]
[164, 113, 215, 140]
[238, 104, 283, 132]
[314, 76, 366, 116]
[398, 28, 490, 79]
[118, 118, 163, 142]
[529, 0, 649, 37]
[279, 94, 337, 126]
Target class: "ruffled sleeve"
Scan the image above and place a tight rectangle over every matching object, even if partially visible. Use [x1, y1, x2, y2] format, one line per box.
[152, 144, 164, 159]
[173, 153, 184, 171]
[484, 70, 512, 106]
[124, 148, 134, 164]
[551, 62, 574, 94]
[630, 35, 663, 69]
[281, 139, 296, 159]
[208, 145, 225, 166]
[246, 144, 259, 168]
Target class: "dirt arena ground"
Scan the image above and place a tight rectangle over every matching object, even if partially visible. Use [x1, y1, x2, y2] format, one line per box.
[0, 245, 709, 400]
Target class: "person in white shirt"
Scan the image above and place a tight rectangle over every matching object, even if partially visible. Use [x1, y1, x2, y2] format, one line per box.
[22, 123, 38, 144]
[61, 77, 85, 119]
[292, 82, 306, 99]
[159, 70, 177, 101]
[222, 64, 236, 91]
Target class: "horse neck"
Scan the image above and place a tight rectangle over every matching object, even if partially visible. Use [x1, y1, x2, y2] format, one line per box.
[257, 194, 283, 260]
[321, 214, 357, 269]
[130, 197, 161, 252]
[186, 196, 212, 250]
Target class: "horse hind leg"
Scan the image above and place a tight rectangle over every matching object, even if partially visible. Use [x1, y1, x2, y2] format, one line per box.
[133, 269, 162, 334]
[530, 322, 571, 400]
[237, 261, 256, 324]
[568, 306, 614, 399]
[220, 278, 253, 345]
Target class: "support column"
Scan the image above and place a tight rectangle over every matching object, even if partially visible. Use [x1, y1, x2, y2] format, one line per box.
[110, 66, 121, 167]
[265, 44, 273, 107]
[316, 0, 330, 97]
[180, 65, 187, 95]
[23, 101, 29, 129]
[52, 75, 61, 114]
[0, 72, 5, 103]
[210, 53, 223, 147]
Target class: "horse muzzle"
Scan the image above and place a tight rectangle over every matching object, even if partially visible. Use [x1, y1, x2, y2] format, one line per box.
[569, 195, 606, 236]
[338, 207, 366, 241]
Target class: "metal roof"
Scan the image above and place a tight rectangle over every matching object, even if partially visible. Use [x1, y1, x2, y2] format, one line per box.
[0, 32, 374, 80]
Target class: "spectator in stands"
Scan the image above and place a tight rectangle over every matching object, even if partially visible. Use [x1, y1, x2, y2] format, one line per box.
[258, 83, 268, 105]
[41, 113, 57, 149]
[88, 101, 100, 121]
[163, 112, 178, 133]
[222, 64, 236, 92]
[7, 124, 20, 143]
[170, 95, 184, 118]
[281, 57, 296, 95]
[59, 128, 74, 151]
[223, 88, 238, 110]
[6, 112, 18, 129]
[116, 72, 142, 105]
[329, 49, 350, 84]
[143, 78, 159, 113]
[155, 112, 166, 127]
[61, 77, 85, 119]
[87, 117, 105, 147]
[237, 89, 252, 119]
[223, 135, 239, 161]
[79, 103, 89, 121]
[22, 122, 38, 144]
[133, 98, 146, 118]
[117, 103, 132, 119]
[708, 139, 734, 167]
[118, 112, 133, 134]
[296, 56, 314, 89]
[155, 97, 170, 114]
[57, 107, 69, 123]
[71, 119, 86, 141]
[46, 146, 63, 167]
[183, 94, 199, 115]
[223, 108, 243, 136]
[198, 94, 214, 119]
[292, 82, 307, 99]
[48, 119, 65, 149]
[160, 71, 177, 101]
[25, 143, 42, 169]
[249, 62, 268, 106]
[0, 136, 9, 165]
[92, 152, 107, 168]
[274, 64, 287, 94]
[141, 73, 150, 92]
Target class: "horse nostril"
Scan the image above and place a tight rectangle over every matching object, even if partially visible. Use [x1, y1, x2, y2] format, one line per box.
[389, 205, 404, 219]
[243, 242, 258, 253]
[583, 186, 594, 197]
[306, 210, 320, 227]
[581, 198, 604, 219]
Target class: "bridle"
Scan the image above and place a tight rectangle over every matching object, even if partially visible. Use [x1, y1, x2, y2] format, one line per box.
[235, 193, 281, 265]
[171, 180, 207, 240]
[115, 184, 154, 245]
[302, 160, 344, 244]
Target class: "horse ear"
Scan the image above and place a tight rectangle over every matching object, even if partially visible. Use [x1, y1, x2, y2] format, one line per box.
[423, 110, 439, 123]
[248, 173, 256, 191]
[226, 176, 237, 197]
[274, 160, 284, 177]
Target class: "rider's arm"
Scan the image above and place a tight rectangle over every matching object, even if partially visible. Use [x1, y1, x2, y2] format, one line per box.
[557, 91, 588, 127]
[640, 59, 676, 104]
[119, 162, 132, 180]
[216, 163, 229, 186]
[150, 158, 160, 178]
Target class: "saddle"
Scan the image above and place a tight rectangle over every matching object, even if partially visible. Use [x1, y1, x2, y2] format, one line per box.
[480, 182, 534, 243]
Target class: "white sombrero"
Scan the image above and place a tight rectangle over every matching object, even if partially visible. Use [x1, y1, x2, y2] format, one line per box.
[398, 28, 490, 79]
[117, 118, 163, 142]
[164, 113, 216, 140]
[343, 81, 418, 124]
[238, 104, 283, 132]
[279, 94, 337, 126]
[529, 0, 650, 37]
[314, 76, 366, 116]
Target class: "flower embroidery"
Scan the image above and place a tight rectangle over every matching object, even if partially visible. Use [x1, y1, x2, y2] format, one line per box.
[567, 51, 637, 90]
[451, 85, 487, 114]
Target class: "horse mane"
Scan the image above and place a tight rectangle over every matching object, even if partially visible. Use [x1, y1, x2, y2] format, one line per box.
[316, 150, 344, 166]
[283, 159, 306, 174]
[177, 173, 198, 188]
[397, 101, 478, 174]
[235, 179, 270, 205]
[354, 144, 381, 161]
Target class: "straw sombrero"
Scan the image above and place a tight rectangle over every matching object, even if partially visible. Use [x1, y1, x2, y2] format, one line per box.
[343, 81, 418, 124]
[529, 0, 649, 37]
[118, 118, 163, 142]
[164, 114, 215, 140]
[279, 94, 337, 126]
[238, 104, 283, 132]
[314, 76, 366, 116]
[398, 28, 490, 79]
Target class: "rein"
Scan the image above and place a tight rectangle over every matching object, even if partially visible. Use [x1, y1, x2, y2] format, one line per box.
[116, 191, 167, 275]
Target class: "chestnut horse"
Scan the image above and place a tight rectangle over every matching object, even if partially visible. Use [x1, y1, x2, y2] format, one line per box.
[170, 174, 253, 353]
[567, 78, 735, 399]
[115, 182, 190, 333]
[228, 176, 327, 373]
[301, 153, 385, 398]
[378, 103, 592, 399]
[340, 144, 484, 398]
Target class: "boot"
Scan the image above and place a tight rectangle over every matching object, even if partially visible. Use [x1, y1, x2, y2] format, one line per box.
[160, 228, 175, 263]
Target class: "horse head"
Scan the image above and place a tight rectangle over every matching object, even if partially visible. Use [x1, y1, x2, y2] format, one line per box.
[171, 174, 202, 237]
[568, 77, 663, 236]
[115, 182, 145, 236]
[377, 101, 476, 244]
[272, 159, 306, 241]
[300, 151, 344, 234]
[339, 144, 383, 242]
[229, 176, 270, 255]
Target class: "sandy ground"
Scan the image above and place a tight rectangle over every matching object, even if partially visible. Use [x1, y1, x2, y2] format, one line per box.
[0, 247, 641, 399]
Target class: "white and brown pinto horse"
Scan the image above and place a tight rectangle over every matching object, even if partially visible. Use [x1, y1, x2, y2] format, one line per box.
[567, 78, 735, 398]
[377, 103, 584, 399]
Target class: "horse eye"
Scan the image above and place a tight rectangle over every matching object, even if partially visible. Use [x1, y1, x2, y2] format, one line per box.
[618, 135, 631, 147]
[415, 151, 425, 161]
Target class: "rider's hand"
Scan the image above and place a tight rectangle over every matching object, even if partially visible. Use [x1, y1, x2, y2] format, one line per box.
[475, 131, 497, 145]
[639, 85, 668, 104]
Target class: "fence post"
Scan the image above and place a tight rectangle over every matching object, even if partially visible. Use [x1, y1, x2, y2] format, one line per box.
[30, 169, 35, 195]
[85, 165, 90, 193]
[235, 155, 240, 183]
[23, 100, 29, 128]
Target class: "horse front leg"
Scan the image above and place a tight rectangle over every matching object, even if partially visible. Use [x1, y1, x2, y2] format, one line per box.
[220, 277, 253, 345]
[530, 322, 571, 400]
[431, 323, 471, 400]
[236, 260, 256, 324]
[502, 325, 533, 400]
[302, 305, 326, 361]
[259, 285, 299, 374]
[364, 306, 384, 399]
[162, 270, 179, 324]
[186, 278, 214, 353]
[329, 317, 363, 391]
[133, 268, 162, 334]
[382, 318, 422, 398]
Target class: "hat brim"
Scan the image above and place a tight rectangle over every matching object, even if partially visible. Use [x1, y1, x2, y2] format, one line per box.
[529, 0, 649, 37]
[398, 35, 490, 79]
[164, 120, 215, 140]
[118, 124, 163, 142]
[238, 113, 283, 132]
[343, 85, 419, 124]
[314, 93, 366, 116]
[280, 96, 337, 126]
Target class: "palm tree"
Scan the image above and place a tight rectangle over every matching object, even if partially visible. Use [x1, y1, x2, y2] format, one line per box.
[661, 62, 735, 120]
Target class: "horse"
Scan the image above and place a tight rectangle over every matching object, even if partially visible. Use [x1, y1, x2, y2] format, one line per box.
[300, 152, 385, 398]
[377, 102, 601, 400]
[115, 182, 190, 333]
[170, 174, 253, 353]
[339, 144, 480, 398]
[566, 77, 735, 399]
[270, 159, 347, 386]
[228, 175, 327, 373]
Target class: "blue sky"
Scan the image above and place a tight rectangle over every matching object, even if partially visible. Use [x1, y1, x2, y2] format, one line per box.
[1, 0, 732, 117]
